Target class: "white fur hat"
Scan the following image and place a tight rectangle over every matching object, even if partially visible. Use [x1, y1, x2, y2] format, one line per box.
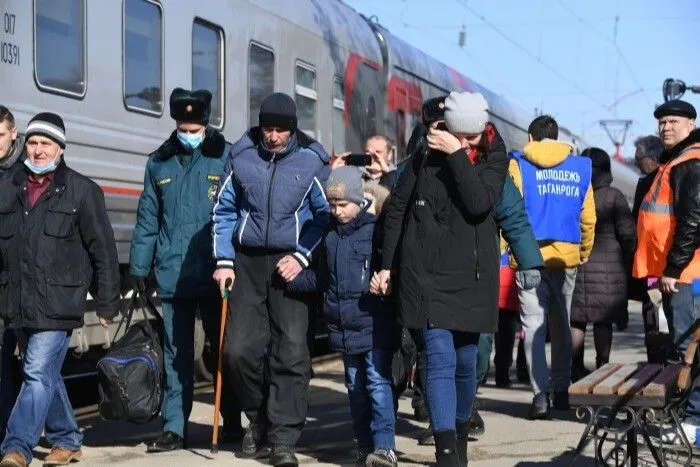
[444, 91, 489, 134]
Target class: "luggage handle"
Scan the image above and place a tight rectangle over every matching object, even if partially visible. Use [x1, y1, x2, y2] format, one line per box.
[113, 290, 161, 340]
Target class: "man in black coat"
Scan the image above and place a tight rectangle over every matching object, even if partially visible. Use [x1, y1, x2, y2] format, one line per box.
[0, 112, 120, 467]
[0, 106, 23, 446]
[630, 135, 671, 363]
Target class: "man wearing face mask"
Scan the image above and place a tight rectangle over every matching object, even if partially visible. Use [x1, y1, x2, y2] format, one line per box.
[0, 112, 120, 467]
[129, 88, 241, 453]
[212, 92, 330, 466]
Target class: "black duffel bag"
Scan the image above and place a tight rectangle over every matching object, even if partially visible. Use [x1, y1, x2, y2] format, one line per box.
[97, 291, 164, 423]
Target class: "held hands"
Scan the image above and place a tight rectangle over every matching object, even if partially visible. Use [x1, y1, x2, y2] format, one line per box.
[277, 255, 303, 283]
[426, 122, 462, 155]
[213, 268, 235, 297]
[99, 317, 111, 328]
[659, 276, 679, 294]
[370, 269, 392, 296]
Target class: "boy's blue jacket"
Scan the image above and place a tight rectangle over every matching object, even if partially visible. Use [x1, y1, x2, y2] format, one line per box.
[289, 202, 400, 355]
[212, 128, 330, 268]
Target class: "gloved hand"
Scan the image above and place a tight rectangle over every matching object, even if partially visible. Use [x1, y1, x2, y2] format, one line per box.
[130, 275, 146, 294]
[516, 269, 541, 291]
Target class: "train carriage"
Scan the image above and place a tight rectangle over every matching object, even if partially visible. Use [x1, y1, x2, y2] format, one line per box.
[0, 0, 639, 374]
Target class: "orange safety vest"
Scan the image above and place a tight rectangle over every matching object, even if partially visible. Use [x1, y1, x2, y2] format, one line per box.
[633, 143, 700, 283]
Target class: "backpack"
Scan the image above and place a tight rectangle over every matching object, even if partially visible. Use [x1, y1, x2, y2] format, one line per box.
[96, 291, 164, 423]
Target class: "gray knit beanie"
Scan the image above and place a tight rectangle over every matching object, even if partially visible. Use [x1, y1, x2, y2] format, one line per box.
[325, 166, 364, 205]
[444, 91, 489, 134]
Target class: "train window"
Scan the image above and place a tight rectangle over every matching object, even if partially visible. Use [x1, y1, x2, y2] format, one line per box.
[34, 0, 86, 98]
[332, 77, 345, 154]
[249, 43, 274, 128]
[192, 20, 224, 128]
[295, 62, 317, 138]
[123, 0, 163, 115]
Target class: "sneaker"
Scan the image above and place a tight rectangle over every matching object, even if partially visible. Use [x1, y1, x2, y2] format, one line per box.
[366, 448, 398, 467]
[355, 449, 370, 466]
[660, 422, 699, 445]
[529, 392, 551, 420]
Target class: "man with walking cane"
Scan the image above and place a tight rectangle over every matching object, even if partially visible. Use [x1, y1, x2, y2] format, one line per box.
[129, 88, 242, 452]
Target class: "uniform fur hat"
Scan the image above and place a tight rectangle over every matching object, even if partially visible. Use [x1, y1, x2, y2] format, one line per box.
[170, 88, 212, 123]
[444, 91, 490, 134]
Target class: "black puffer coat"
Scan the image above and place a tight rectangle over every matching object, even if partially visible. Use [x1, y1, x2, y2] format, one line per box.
[571, 172, 636, 323]
[382, 123, 508, 333]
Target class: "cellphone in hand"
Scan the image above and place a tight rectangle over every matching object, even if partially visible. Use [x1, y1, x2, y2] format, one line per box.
[344, 153, 372, 166]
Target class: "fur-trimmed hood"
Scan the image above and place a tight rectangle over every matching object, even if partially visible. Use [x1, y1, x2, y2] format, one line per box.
[363, 180, 390, 215]
[152, 126, 227, 160]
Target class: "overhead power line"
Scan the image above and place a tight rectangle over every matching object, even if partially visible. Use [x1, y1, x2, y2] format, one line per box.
[555, 0, 654, 108]
[455, 0, 609, 109]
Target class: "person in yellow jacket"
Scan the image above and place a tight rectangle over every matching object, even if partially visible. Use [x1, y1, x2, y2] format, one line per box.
[633, 99, 700, 445]
[508, 115, 596, 419]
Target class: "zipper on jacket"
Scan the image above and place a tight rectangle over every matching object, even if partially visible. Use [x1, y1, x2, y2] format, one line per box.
[264, 153, 279, 247]
[474, 226, 480, 281]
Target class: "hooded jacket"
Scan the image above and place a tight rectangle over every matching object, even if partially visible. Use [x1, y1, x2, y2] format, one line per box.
[508, 140, 596, 269]
[382, 122, 509, 333]
[288, 194, 400, 355]
[212, 129, 330, 268]
[129, 127, 229, 298]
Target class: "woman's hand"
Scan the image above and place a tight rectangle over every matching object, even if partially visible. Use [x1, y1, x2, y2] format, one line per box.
[427, 122, 462, 155]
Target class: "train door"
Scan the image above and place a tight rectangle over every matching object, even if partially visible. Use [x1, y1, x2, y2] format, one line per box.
[387, 76, 421, 161]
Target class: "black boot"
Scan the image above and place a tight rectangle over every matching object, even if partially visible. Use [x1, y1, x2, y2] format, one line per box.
[434, 431, 459, 467]
[146, 431, 184, 453]
[467, 408, 485, 437]
[456, 422, 469, 467]
[239, 411, 267, 458]
[270, 444, 299, 467]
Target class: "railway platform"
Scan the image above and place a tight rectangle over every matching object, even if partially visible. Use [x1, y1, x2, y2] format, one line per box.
[38, 303, 687, 466]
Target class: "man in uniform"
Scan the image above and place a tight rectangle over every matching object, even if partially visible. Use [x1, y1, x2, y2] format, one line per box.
[633, 100, 700, 444]
[129, 88, 240, 452]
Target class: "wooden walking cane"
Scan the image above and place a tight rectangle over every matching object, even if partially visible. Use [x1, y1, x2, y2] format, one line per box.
[211, 278, 232, 454]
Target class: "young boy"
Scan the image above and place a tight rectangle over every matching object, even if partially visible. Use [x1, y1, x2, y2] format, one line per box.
[289, 166, 399, 467]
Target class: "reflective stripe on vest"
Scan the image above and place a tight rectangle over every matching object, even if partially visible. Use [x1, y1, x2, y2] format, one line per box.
[633, 143, 700, 282]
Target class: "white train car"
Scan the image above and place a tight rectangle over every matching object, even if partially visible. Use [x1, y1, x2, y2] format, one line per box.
[0, 0, 641, 375]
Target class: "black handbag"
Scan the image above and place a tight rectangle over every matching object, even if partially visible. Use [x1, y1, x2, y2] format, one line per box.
[96, 291, 164, 424]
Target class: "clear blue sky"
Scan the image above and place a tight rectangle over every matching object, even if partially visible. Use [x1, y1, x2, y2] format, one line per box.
[344, 0, 700, 159]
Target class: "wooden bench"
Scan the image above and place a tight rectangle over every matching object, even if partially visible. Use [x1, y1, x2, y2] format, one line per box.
[568, 319, 699, 466]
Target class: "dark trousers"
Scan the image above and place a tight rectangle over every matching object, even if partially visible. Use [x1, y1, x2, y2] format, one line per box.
[0, 327, 18, 444]
[223, 249, 311, 446]
[160, 297, 240, 437]
[641, 296, 675, 364]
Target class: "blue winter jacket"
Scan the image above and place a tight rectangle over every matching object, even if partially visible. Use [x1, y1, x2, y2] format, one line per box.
[130, 128, 229, 298]
[289, 203, 400, 355]
[213, 129, 330, 268]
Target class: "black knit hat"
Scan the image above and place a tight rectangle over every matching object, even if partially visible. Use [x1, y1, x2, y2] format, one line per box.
[259, 92, 297, 131]
[170, 88, 212, 123]
[25, 112, 66, 149]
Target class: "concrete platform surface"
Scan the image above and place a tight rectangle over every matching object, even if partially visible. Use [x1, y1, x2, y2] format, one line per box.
[30, 303, 694, 466]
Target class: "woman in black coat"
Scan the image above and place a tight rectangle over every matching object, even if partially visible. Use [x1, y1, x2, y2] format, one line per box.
[372, 91, 508, 467]
[570, 147, 636, 380]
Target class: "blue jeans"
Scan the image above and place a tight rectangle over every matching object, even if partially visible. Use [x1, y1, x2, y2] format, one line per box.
[415, 328, 479, 432]
[343, 349, 395, 451]
[161, 297, 236, 437]
[0, 328, 18, 443]
[662, 284, 700, 425]
[1, 330, 80, 463]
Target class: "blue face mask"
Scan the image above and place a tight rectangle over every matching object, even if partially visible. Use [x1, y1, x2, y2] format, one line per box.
[24, 156, 59, 175]
[177, 131, 204, 151]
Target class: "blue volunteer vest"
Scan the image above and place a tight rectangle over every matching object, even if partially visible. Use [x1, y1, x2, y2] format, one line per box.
[510, 151, 591, 243]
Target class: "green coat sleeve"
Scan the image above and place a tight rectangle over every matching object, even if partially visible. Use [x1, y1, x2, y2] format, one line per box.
[129, 160, 159, 277]
[494, 176, 543, 270]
